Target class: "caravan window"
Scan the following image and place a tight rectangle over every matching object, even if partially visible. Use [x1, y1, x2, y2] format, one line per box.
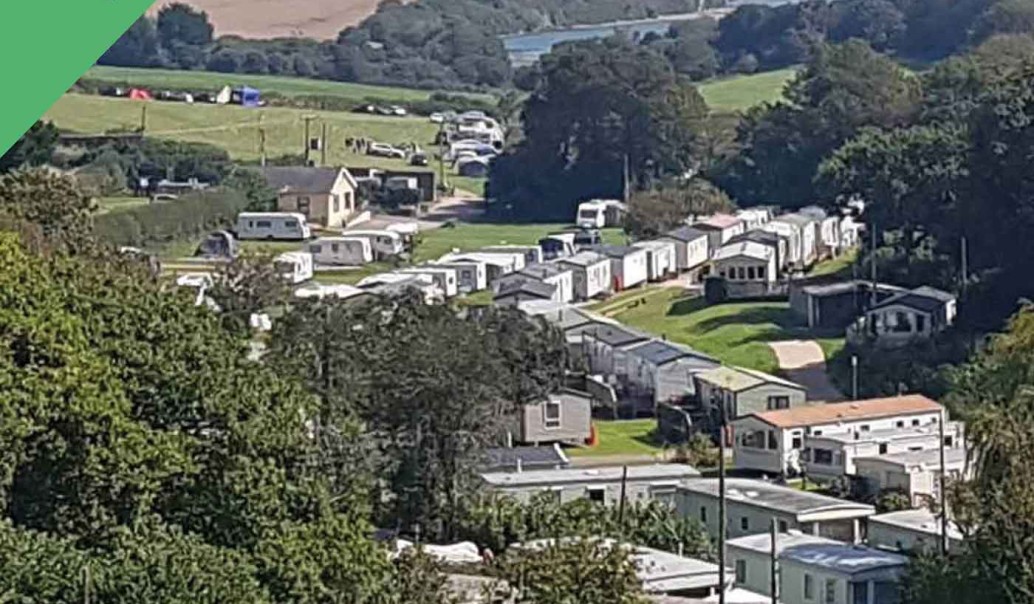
[256, 220, 272, 228]
[331, 243, 339, 252]
[285, 220, 298, 228]
[310, 244, 323, 253]
[544, 400, 561, 429]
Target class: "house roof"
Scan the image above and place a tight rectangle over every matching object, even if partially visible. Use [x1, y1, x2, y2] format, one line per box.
[780, 543, 907, 575]
[590, 244, 645, 259]
[525, 305, 616, 331]
[494, 278, 556, 300]
[712, 241, 774, 263]
[582, 323, 652, 347]
[854, 445, 967, 469]
[481, 463, 700, 487]
[559, 251, 608, 267]
[679, 478, 875, 517]
[666, 226, 710, 243]
[751, 395, 942, 429]
[868, 509, 964, 541]
[629, 340, 718, 367]
[519, 263, 569, 279]
[698, 213, 742, 230]
[439, 252, 514, 268]
[481, 444, 569, 473]
[727, 531, 839, 556]
[871, 286, 956, 313]
[800, 280, 906, 298]
[728, 230, 780, 247]
[262, 166, 350, 193]
[633, 239, 676, 252]
[811, 421, 960, 445]
[695, 366, 804, 393]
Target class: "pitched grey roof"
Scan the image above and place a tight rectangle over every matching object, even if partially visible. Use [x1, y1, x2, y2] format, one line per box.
[519, 263, 569, 279]
[262, 166, 343, 193]
[559, 251, 607, 267]
[666, 226, 709, 243]
[777, 213, 817, 227]
[728, 230, 781, 247]
[583, 323, 651, 347]
[590, 244, 644, 259]
[494, 278, 556, 300]
[481, 445, 569, 472]
[871, 286, 955, 313]
[629, 340, 718, 367]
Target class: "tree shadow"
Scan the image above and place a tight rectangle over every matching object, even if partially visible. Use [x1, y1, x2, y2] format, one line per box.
[693, 306, 796, 334]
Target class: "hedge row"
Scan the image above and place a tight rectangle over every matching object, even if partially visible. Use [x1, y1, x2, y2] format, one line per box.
[93, 189, 249, 248]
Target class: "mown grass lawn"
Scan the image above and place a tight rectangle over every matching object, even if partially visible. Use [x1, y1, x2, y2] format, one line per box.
[699, 67, 796, 113]
[412, 224, 626, 263]
[567, 419, 664, 458]
[592, 290, 800, 374]
[95, 196, 150, 215]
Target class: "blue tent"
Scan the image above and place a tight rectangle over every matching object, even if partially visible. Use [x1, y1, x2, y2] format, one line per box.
[234, 86, 260, 107]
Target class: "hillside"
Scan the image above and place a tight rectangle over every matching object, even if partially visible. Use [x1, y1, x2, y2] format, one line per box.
[146, 0, 383, 40]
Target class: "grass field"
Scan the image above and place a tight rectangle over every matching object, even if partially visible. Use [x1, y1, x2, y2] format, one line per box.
[699, 67, 796, 113]
[95, 196, 149, 214]
[567, 419, 664, 458]
[412, 224, 626, 263]
[85, 66, 496, 104]
[591, 290, 799, 374]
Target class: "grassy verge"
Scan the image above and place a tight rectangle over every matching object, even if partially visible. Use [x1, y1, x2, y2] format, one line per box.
[568, 419, 664, 458]
[698, 67, 796, 113]
[808, 248, 859, 279]
[95, 196, 150, 214]
[412, 224, 625, 263]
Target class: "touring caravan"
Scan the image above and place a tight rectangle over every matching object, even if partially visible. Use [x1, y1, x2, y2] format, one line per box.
[576, 200, 626, 229]
[538, 233, 577, 261]
[274, 252, 314, 284]
[398, 266, 459, 298]
[307, 237, 373, 266]
[236, 212, 311, 241]
[432, 260, 488, 293]
[342, 229, 405, 259]
[386, 222, 420, 249]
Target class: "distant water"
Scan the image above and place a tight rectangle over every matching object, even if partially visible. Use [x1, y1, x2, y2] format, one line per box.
[500, 2, 791, 66]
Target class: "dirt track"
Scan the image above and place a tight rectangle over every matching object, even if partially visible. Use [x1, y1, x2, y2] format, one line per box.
[147, 0, 383, 40]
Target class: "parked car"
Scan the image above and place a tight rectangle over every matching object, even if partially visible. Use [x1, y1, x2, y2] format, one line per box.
[367, 143, 406, 159]
[410, 152, 429, 166]
[429, 113, 445, 123]
[391, 106, 408, 116]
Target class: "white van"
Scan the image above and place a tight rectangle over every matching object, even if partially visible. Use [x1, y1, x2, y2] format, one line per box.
[308, 237, 373, 266]
[274, 252, 314, 284]
[397, 266, 459, 298]
[342, 229, 405, 259]
[236, 212, 311, 241]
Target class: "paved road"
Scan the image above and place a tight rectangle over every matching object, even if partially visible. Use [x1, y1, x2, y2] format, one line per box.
[349, 194, 485, 232]
[768, 339, 844, 402]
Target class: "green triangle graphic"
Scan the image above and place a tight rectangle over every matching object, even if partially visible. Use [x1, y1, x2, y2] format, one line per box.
[0, 0, 154, 154]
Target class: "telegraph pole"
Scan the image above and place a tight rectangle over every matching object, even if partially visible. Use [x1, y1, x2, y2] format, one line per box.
[321, 122, 328, 166]
[139, 104, 148, 133]
[259, 127, 267, 167]
[437, 121, 448, 195]
[718, 379, 730, 604]
[770, 518, 778, 604]
[939, 409, 948, 555]
[851, 355, 859, 401]
[869, 222, 878, 306]
[960, 236, 968, 300]
[303, 114, 316, 166]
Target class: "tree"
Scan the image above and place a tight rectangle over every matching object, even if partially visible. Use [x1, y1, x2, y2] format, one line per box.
[0, 169, 94, 252]
[0, 120, 58, 173]
[99, 16, 163, 68]
[626, 178, 734, 238]
[499, 539, 645, 604]
[970, 0, 1034, 44]
[156, 3, 213, 47]
[208, 252, 292, 334]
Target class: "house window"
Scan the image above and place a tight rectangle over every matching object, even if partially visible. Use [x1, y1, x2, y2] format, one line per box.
[812, 430, 823, 437]
[285, 220, 298, 228]
[310, 244, 322, 253]
[735, 559, 747, 583]
[804, 574, 815, 600]
[768, 396, 790, 410]
[896, 420, 905, 428]
[824, 578, 837, 604]
[758, 266, 767, 280]
[813, 449, 834, 465]
[544, 400, 561, 429]
[740, 430, 766, 449]
[879, 443, 888, 455]
[587, 487, 605, 503]
[778, 520, 789, 532]
[740, 517, 749, 531]
[792, 435, 803, 449]
[768, 431, 778, 450]
[700, 507, 708, 523]
[650, 486, 677, 506]
[346, 191, 354, 209]
[747, 266, 756, 280]
[912, 419, 920, 427]
[860, 424, 870, 432]
[853, 580, 869, 604]
[916, 314, 926, 333]
[332, 195, 340, 213]
[944, 435, 954, 447]
[297, 196, 311, 216]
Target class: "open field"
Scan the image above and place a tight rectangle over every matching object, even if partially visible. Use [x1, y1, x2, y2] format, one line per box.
[84, 66, 496, 104]
[145, 0, 381, 40]
[412, 224, 625, 263]
[592, 290, 803, 374]
[699, 67, 796, 113]
[95, 196, 150, 215]
[567, 419, 664, 458]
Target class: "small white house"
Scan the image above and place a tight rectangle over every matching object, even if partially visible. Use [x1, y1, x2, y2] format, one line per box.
[633, 239, 677, 281]
[340, 229, 404, 260]
[274, 251, 313, 284]
[854, 447, 970, 507]
[235, 212, 311, 240]
[802, 421, 964, 481]
[293, 283, 372, 302]
[800, 206, 841, 259]
[867, 509, 964, 554]
[762, 221, 803, 269]
[397, 266, 460, 298]
[582, 323, 652, 377]
[481, 464, 700, 506]
[712, 241, 778, 284]
[438, 252, 518, 282]
[307, 236, 373, 266]
[727, 531, 839, 598]
[663, 226, 711, 278]
[694, 213, 746, 246]
[359, 272, 443, 303]
[736, 208, 773, 231]
[595, 244, 649, 291]
[849, 286, 958, 346]
[538, 233, 577, 261]
[558, 251, 612, 300]
[779, 542, 907, 604]
[771, 214, 818, 267]
[493, 278, 558, 307]
[432, 260, 488, 293]
[576, 199, 626, 229]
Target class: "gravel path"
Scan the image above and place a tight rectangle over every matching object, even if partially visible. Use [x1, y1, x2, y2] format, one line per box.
[768, 340, 844, 402]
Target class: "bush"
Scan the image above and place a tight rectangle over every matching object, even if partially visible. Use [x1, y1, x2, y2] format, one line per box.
[93, 188, 250, 248]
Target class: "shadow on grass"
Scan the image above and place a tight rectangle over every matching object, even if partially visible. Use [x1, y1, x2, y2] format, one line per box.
[693, 306, 796, 333]
[667, 295, 708, 317]
[632, 428, 663, 449]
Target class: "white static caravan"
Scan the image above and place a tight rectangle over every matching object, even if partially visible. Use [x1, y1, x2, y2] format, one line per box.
[481, 245, 543, 266]
[341, 230, 405, 260]
[538, 233, 577, 261]
[397, 266, 460, 298]
[576, 199, 626, 229]
[558, 251, 612, 301]
[235, 212, 311, 241]
[439, 252, 518, 282]
[307, 237, 373, 266]
[633, 240, 677, 282]
[595, 245, 649, 291]
[274, 251, 314, 284]
[432, 260, 488, 293]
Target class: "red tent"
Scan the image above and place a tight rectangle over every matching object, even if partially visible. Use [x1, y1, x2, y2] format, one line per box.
[128, 88, 152, 101]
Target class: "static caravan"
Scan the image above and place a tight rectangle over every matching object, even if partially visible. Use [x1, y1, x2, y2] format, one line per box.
[576, 199, 626, 229]
[274, 252, 314, 284]
[558, 251, 612, 300]
[307, 237, 373, 266]
[538, 233, 577, 261]
[398, 266, 460, 298]
[482, 245, 543, 266]
[632, 240, 677, 282]
[594, 245, 649, 291]
[342, 230, 404, 260]
[432, 260, 488, 293]
[439, 252, 517, 282]
[236, 212, 311, 241]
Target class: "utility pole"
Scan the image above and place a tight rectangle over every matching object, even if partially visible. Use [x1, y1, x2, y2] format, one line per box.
[321, 122, 328, 166]
[869, 222, 878, 307]
[303, 114, 316, 166]
[82, 565, 91, 604]
[139, 104, 147, 133]
[960, 236, 968, 300]
[622, 153, 631, 203]
[851, 355, 859, 401]
[718, 379, 730, 604]
[770, 518, 778, 604]
[618, 465, 629, 530]
[437, 121, 448, 195]
[259, 127, 267, 167]
[939, 409, 948, 555]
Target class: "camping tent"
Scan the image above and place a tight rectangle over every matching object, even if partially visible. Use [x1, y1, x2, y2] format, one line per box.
[128, 88, 152, 101]
[215, 85, 232, 105]
[232, 86, 261, 107]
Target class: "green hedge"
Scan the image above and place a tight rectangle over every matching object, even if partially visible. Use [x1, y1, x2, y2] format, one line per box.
[93, 189, 249, 248]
